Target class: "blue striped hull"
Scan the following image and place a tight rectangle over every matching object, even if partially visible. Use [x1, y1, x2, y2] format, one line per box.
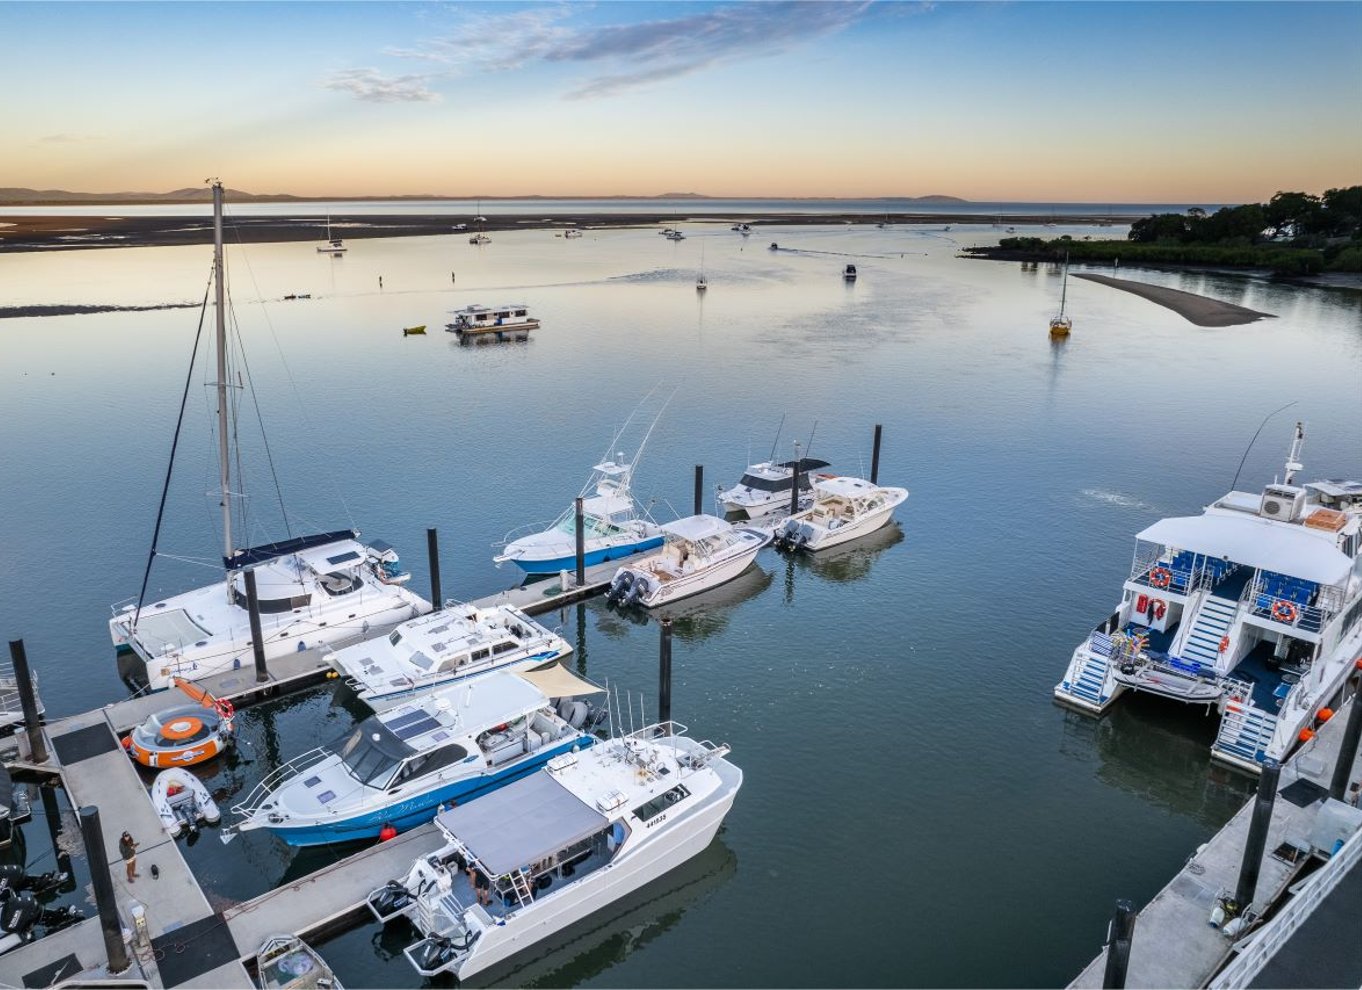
[512, 537, 663, 575]
[264, 736, 591, 847]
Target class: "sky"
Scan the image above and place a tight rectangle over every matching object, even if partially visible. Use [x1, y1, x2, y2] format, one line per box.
[3, 1, 1359, 203]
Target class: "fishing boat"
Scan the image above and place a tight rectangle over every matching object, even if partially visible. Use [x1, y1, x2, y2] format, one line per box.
[366, 718, 741, 980]
[843, 264, 858, 281]
[327, 603, 571, 712]
[402, 325, 426, 336]
[445, 304, 539, 342]
[150, 767, 220, 837]
[773, 476, 909, 552]
[604, 516, 769, 609]
[719, 423, 829, 519]
[1050, 252, 1073, 337]
[256, 934, 343, 989]
[1054, 424, 1362, 773]
[231, 669, 603, 846]
[316, 217, 346, 254]
[108, 183, 430, 692]
[123, 678, 235, 768]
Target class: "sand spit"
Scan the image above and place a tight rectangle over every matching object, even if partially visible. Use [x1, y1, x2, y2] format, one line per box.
[1072, 273, 1275, 327]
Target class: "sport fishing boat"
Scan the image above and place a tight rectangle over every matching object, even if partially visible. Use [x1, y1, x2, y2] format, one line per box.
[445, 304, 540, 341]
[1054, 424, 1362, 772]
[365, 719, 741, 981]
[604, 515, 769, 609]
[108, 183, 430, 692]
[773, 476, 909, 552]
[719, 430, 830, 519]
[231, 669, 603, 846]
[328, 603, 571, 711]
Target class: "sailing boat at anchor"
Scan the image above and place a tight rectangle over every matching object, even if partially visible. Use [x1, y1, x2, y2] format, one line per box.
[1050, 252, 1073, 338]
[317, 215, 346, 254]
[109, 181, 430, 693]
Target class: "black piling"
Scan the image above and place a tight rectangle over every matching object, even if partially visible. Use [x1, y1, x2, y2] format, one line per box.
[8, 640, 47, 764]
[658, 617, 673, 725]
[574, 497, 586, 587]
[243, 568, 269, 684]
[78, 806, 130, 974]
[694, 464, 704, 516]
[1101, 899, 1136, 989]
[789, 445, 802, 518]
[1234, 757, 1281, 914]
[1330, 689, 1362, 802]
[426, 527, 442, 610]
[870, 423, 883, 484]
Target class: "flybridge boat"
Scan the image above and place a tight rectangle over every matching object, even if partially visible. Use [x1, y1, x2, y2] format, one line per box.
[232, 668, 604, 846]
[445, 304, 539, 342]
[719, 457, 831, 519]
[328, 603, 571, 711]
[605, 515, 769, 609]
[366, 720, 741, 981]
[773, 476, 909, 552]
[1055, 424, 1362, 772]
[108, 183, 430, 693]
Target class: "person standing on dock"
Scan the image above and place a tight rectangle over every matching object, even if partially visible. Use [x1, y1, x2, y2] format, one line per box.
[119, 830, 139, 882]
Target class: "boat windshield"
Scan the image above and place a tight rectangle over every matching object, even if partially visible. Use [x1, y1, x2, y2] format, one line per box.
[328, 718, 412, 786]
[553, 515, 623, 538]
[737, 472, 792, 493]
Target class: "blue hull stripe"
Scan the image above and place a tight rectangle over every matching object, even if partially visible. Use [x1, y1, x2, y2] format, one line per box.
[512, 537, 664, 575]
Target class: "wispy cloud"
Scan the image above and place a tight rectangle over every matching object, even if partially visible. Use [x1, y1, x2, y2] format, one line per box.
[384, 7, 574, 71]
[321, 68, 440, 103]
[37, 133, 103, 145]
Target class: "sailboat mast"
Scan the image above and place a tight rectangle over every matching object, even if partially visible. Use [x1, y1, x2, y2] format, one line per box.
[1059, 252, 1069, 316]
[211, 181, 233, 568]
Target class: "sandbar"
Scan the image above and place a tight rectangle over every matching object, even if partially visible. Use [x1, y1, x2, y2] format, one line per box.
[1072, 273, 1274, 327]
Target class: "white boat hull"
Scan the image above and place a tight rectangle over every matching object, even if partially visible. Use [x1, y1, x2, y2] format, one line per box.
[617, 545, 763, 609]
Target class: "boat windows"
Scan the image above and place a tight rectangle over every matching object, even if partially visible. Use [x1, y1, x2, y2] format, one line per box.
[492, 641, 517, 656]
[632, 784, 690, 823]
[471, 647, 490, 662]
[737, 473, 794, 494]
[330, 720, 411, 786]
[231, 587, 310, 613]
[389, 630, 404, 647]
[395, 742, 470, 784]
[514, 310, 527, 317]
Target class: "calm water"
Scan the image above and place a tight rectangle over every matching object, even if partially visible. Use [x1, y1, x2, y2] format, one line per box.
[2, 219, 1360, 987]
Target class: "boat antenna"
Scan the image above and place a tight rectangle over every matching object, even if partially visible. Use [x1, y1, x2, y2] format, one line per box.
[587, 386, 661, 496]
[767, 413, 786, 464]
[1283, 421, 1306, 486]
[211, 180, 234, 582]
[1229, 402, 1298, 491]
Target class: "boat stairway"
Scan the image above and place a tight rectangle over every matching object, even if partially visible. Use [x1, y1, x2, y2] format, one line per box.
[1179, 596, 1238, 667]
[1061, 633, 1115, 707]
[1213, 682, 1278, 767]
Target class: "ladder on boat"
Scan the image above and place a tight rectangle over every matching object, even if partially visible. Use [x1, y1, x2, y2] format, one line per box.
[1180, 594, 1237, 667]
[1059, 634, 1115, 707]
[1214, 682, 1277, 767]
[507, 868, 535, 908]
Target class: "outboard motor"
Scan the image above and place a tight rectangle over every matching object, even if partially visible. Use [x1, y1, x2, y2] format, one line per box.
[0, 888, 41, 952]
[623, 577, 648, 608]
[606, 572, 634, 605]
[408, 931, 475, 975]
[369, 879, 414, 920]
[0, 863, 70, 896]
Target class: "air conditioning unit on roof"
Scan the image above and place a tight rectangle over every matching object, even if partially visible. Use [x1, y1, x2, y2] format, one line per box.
[1260, 485, 1305, 522]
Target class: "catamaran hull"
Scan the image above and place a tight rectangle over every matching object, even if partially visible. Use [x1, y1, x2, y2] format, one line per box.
[253, 737, 589, 847]
[454, 785, 738, 980]
[504, 538, 664, 575]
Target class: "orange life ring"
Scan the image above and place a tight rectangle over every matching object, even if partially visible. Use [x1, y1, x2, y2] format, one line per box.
[1271, 600, 1299, 624]
[1149, 567, 1172, 589]
[160, 716, 204, 741]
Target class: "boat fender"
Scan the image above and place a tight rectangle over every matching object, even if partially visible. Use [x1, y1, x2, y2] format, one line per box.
[1153, 599, 1166, 620]
[379, 823, 398, 842]
[1318, 708, 1334, 723]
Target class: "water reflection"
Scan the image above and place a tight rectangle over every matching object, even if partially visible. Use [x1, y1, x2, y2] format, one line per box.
[794, 521, 905, 584]
[653, 566, 773, 642]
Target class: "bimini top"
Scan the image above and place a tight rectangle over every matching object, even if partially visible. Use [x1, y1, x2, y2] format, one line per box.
[1137, 512, 1354, 586]
[661, 515, 730, 543]
[435, 771, 606, 876]
[813, 476, 880, 499]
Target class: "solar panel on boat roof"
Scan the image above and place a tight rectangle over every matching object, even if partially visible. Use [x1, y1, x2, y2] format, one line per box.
[393, 715, 442, 740]
[327, 550, 362, 566]
[428, 625, 450, 636]
[387, 709, 434, 731]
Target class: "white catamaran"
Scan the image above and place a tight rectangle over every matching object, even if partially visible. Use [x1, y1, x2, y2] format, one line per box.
[1055, 424, 1362, 772]
[109, 182, 430, 692]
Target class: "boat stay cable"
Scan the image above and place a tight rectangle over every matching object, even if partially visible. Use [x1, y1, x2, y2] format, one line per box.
[226, 296, 293, 543]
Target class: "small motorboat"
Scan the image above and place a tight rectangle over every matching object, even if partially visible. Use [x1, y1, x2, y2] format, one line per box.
[151, 767, 220, 837]
[123, 678, 235, 768]
[605, 515, 769, 609]
[773, 476, 909, 553]
[257, 933, 344, 989]
[402, 325, 427, 336]
[769, 242, 779, 250]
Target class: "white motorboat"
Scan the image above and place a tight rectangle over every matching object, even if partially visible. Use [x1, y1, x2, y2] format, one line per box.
[315, 216, 346, 254]
[604, 515, 769, 609]
[445, 303, 539, 341]
[719, 454, 831, 519]
[843, 264, 858, 281]
[366, 719, 741, 981]
[665, 230, 685, 241]
[328, 603, 571, 711]
[150, 767, 220, 837]
[773, 476, 908, 552]
[730, 222, 752, 235]
[1055, 424, 1362, 773]
[469, 232, 491, 245]
[232, 669, 603, 846]
[563, 228, 583, 239]
[108, 183, 431, 693]
[256, 934, 343, 989]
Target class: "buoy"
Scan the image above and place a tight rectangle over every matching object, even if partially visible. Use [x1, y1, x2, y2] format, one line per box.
[1299, 728, 1316, 743]
[1318, 708, 1335, 723]
[379, 823, 398, 842]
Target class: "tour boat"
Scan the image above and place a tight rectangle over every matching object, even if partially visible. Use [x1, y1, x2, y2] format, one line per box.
[605, 515, 769, 609]
[719, 453, 831, 519]
[108, 183, 430, 692]
[231, 669, 602, 846]
[366, 719, 741, 980]
[445, 304, 539, 341]
[327, 603, 571, 711]
[150, 767, 220, 837]
[773, 476, 909, 552]
[1054, 424, 1362, 772]
[256, 934, 343, 989]
[1050, 253, 1072, 337]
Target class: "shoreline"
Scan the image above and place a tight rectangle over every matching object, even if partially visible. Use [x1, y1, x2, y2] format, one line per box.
[1071, 273, 1274, 327]
[0, 211, 1117, 253]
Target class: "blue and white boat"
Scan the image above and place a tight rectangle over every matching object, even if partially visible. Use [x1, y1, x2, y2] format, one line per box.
[230, 669, 603, 846]
[1055, 424, 1362, 772]
[326, 603, 571, 712]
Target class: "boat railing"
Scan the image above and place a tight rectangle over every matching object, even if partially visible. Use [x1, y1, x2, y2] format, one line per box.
[231, 747, 333, 821]
[110, 597, 139, 618]
[1243, 577, 1331, 634]
[493, 518, 560, 549]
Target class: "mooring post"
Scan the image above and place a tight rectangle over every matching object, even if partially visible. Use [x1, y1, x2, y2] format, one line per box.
[789, 441, 802, 518]
[870, 423, 883, 485]
[1101, 899, 1136, 990]
[1234, 757, 1281, 913]
[1330, 687, 1362, 802]
[426, 527, 442, 610]
[658, 617, 673, 725]
[574, 497, 586, 587]
[78, 806, 130, 973]
[242, 568, 269, 683]
[8, 639, 48, 764]
[694, 464, 704, 516]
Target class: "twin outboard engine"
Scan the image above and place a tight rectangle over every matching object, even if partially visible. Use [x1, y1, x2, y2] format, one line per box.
[407, 930, 476, 975]
[774, 521, 806, 551]
[0, 864, 70, 897]
[0, 887, 83, 954]
[368, 879, 414, 920]
[605, 571, 636, 606]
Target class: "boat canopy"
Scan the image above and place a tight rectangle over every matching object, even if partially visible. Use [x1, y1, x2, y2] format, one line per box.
[813, 476, 878, 499]
[778, 458, 830, 473]
[435, 771, 607, 876]
[1137, 513, 1354, 586]
[225, 529, 359, 570]
[413, 672, 549, 732]
[295, 540, 367, 574]
[661, 515, 730, 543]
[516, 664, 602, 699]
